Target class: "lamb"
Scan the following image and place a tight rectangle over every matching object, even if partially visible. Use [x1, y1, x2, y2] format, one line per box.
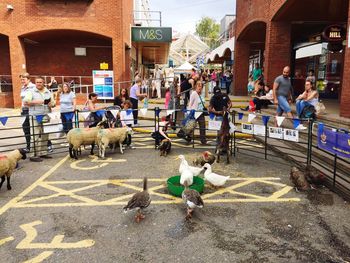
[67, 121, 105, 159]
[97, 126, 131, 158]
[0, 149, 27, 191]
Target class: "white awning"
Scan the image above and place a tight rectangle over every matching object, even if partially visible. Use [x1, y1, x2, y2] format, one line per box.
[206, 37, 235, 63]
[296, 43, 323, 59]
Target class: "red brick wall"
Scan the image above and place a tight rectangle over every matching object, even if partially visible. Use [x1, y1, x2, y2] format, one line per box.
[340, 8, 350, 118]
[0, 0, 133, 108]
[25, 40, 113, 77]
[0, 92, 14, 108]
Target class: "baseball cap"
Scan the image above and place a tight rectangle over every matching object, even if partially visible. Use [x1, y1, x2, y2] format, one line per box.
[214, 86, 221, 94]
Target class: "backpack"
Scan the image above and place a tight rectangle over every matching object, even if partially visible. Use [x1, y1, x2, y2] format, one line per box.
[300, 105, 316, 119]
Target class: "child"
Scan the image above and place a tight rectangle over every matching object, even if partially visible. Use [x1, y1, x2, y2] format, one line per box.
[120, 100, 134, 149]
[164, 87, 170, 109]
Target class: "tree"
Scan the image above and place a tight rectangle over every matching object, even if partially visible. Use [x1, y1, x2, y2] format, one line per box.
[195, 17, 220, 49]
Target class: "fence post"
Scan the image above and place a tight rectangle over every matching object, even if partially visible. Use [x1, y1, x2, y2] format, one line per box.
[233, 111, 236, 157]
[307, 119, 314, 165]
[264, 124, 268, 160]
[333, 154, 337, 187]
[31, 115, 37, 157]
[154, 107, 159, 149]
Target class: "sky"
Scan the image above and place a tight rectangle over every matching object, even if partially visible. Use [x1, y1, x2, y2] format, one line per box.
[149, 0, 236, 34]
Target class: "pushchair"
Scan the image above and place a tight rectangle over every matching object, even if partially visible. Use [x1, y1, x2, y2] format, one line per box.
[104, 105, 122, 128]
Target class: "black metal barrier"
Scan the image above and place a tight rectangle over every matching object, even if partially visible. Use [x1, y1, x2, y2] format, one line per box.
[0, 108, 349, 199]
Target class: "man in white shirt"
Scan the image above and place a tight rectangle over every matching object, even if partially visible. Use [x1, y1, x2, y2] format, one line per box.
[188, 81, 207, 144]
[20, 73, 36, 152]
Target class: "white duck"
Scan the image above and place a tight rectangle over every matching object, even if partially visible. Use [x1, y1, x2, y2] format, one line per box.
[177, 155, 194, 186]
[178, 155, 203, 176]
[203, 163, 230, 187]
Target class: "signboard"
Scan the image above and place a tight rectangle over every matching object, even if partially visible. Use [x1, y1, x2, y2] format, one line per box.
[253, 125, 266, 136]
[241, 123, 253, 134]
[284, 129, 299, 142]
[318, 127, 350, 159]
[269, 127, 284, 139]
[131, 27, 172, 42]
[208, 120, 222, 131]
[323, 24, 346, 42]
[92, 70, 114, 99]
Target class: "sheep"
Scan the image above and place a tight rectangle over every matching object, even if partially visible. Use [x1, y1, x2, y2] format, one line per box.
[0, 149, 27, 191]
[97, 126, 131, 158]
[67, 121, 106, 159]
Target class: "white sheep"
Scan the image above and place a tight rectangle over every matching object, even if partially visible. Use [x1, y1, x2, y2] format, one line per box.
[67, 122, 105, 159]
[97, 127, 131, 158]
[0, 149, 27, 191]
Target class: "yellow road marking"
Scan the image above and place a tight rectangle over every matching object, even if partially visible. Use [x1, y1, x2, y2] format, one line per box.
[22, 251, 54, 263]
[0, 236, 14, 246]
[12, 177, 299, 208]
[0, 155, 69, 217]
[17, 221, 95, 249]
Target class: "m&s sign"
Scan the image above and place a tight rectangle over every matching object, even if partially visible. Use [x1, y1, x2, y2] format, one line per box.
[132, 27, 172, 42]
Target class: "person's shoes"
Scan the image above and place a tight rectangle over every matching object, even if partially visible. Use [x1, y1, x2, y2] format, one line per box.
[47, 145, 53, 153]
[24, 148, 30, 153]
[296, 124, 307, 130]
[200, 140, 208, 145]
[240, 106, 249, 111]
[30, 156, 43, 162]
[40, 155, 53, 159]
[128, 144, 136, 149]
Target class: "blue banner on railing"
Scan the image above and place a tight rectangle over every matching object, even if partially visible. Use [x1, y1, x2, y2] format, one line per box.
[318, 124, 350, 158]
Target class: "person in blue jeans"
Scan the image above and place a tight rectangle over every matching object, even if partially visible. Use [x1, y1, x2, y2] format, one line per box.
[296, 80, 319, 117]
[273, 66, 294, 120]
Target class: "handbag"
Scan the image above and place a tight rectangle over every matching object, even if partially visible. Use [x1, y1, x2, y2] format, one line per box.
[315, 102, 326, 115]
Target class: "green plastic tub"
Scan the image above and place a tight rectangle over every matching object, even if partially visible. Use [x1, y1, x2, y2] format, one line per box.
[167, 175, 205, 197]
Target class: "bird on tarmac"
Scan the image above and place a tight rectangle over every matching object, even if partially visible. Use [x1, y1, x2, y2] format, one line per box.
[182, 181, 204, 220]
[123, 177, 151, 223]
[203, 163, 230, 187]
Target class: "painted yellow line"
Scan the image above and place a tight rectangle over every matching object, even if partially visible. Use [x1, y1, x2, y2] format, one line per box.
[0, 236, 14, 246]
[204, 198, 300, 203]
[17, 220, 95, 249]
[201, 179, 254, 199]
[267, 186, 295, 200]
[22, 251, 54, 263]
[0, 155, 69, 217]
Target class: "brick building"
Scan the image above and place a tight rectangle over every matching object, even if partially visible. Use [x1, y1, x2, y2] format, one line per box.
[0, 0, 133, 108]
[234, 0, 350, 118]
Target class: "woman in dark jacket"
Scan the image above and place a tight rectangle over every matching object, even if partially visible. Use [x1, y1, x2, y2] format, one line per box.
[114, 88, 129, 107]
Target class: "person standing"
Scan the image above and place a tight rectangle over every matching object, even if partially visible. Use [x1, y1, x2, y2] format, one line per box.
[210, 69, 217, 94]
[168, 76, 180, 127]
[273, 66, 294, 120]
[306, 69, 316, 85]
[188, 81, 207, 145]
[225, 70, 233, 95]
[58, 83, 76, 134]
[209, 86, 232, 147]
[129, 77, 147, 125]
[24, 76, 55, 162]
[20, 73, 36, 152]
[154, 65, 163, 99]
[252, 63, 262, 81]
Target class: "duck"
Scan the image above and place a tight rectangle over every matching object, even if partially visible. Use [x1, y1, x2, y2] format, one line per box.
[203, 163, 230, 187]
[123, 177, 151, 223]
[182, 181, 204, 220]
[193, 151, 216, 166]
[177, 155, 203, 176]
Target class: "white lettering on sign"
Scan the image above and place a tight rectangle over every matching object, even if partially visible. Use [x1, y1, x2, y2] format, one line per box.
[139, 29, 163, 40]
[329, 31, 341, 38]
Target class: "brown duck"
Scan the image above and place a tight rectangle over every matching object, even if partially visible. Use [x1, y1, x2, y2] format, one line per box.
[182, 182, 204, 220]
[123, 177, 151, 222]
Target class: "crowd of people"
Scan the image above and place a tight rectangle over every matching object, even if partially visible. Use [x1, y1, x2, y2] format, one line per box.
[17, 64, 319, 162]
